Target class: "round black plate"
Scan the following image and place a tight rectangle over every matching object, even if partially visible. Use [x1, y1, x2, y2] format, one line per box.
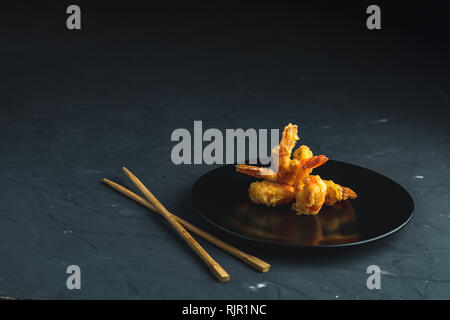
[192, 160, 414, 247]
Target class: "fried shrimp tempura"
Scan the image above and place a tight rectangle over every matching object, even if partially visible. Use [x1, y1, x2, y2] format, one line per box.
[248, 181, 295, 207]
[246, 176, 358, 215]
[292, 176, 358, 215]
[236, 123, 301, 185]
[235, 125, 328, 187]
[236, 123, 358, 215]
[292, 175, 327, 215]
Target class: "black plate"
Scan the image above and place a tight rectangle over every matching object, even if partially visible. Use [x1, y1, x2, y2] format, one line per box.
[192, 160, 414, 247]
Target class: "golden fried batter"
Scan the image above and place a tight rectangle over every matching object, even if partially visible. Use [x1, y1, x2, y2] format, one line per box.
[292, 175, 327, 215]
[293, 145, 313, 161]
[323, 180, 358, 206]
[248, 181, 295, 207]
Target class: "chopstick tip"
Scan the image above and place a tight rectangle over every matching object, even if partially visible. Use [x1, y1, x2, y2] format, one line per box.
[261, 265, 271, 273]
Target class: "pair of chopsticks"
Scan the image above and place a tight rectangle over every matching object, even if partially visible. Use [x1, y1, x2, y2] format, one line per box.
[103, 167, 270, 282]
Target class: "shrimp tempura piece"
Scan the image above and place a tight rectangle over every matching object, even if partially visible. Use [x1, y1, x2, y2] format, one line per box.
[292, 175, 327, 215]
[292, 176, 358, 215]
[293, 145, 357, 207]
[248, 181, 295, 207]
[236, 123, 301, 185]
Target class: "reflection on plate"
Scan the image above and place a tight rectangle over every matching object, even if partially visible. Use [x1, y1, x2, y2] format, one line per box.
[192, 160, 414, 247]
[232, 199, 359, 246]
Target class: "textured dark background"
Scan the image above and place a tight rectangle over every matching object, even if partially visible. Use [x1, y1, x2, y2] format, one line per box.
[0, 1, 449, 299]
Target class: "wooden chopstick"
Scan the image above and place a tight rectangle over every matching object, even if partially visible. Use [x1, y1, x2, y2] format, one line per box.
[102, 178, 271, 273]
[121, 167, 230, 282]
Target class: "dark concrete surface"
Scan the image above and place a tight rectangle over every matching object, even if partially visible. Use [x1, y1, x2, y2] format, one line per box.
[0, 2, 449, 299]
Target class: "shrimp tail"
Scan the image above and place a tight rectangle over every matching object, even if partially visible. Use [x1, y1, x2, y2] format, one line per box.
[323, 180, 357, 205]
[342, 187, 358, 200]
[301, 155, 329, 170]
[279, 123, 299, 155]
[235, 164, 277, 181]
